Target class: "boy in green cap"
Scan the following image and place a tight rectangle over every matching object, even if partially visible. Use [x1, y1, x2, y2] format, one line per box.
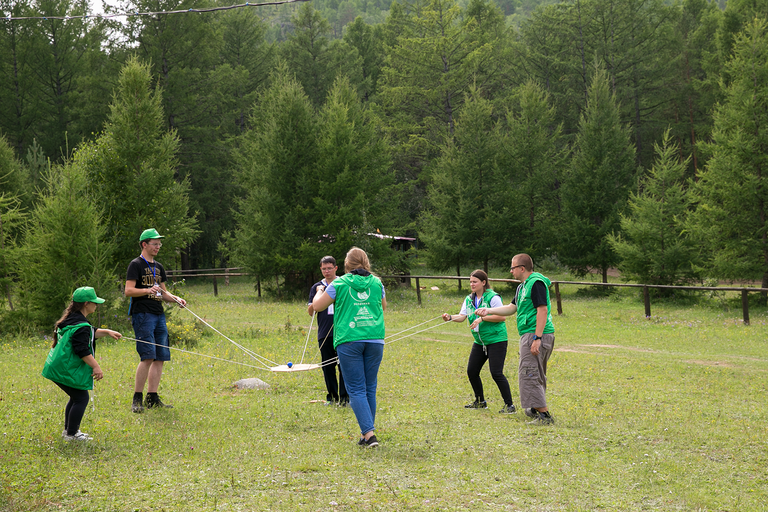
[125, 228, 187, 413]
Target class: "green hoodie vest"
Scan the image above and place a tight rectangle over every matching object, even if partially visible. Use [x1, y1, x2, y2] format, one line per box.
[42, 322, 95, 390]
[332, 273, 385, 348]
[515, 272, 555, 335]
[464, 290, 508, 345]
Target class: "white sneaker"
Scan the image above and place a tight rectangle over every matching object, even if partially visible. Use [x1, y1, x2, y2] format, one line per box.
[62, 430, 93, 441]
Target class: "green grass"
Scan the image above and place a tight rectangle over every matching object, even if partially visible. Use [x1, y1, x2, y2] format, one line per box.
[2, 277, 768, 511]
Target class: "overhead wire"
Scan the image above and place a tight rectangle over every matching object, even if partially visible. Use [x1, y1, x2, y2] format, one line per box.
[4, 0, 310, 21]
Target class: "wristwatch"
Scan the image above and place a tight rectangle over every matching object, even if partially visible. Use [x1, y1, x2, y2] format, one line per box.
[533, 335, 542, 341]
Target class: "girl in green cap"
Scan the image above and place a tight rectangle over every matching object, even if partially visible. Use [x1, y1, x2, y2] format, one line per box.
[42, 287, 122, 441]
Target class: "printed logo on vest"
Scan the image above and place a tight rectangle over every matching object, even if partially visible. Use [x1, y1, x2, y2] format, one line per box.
[357, 290, 369, 300]
[349, 321, 356, 328]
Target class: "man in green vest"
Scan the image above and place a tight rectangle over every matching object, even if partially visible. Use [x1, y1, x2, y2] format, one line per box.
[476, 254, 555, 425]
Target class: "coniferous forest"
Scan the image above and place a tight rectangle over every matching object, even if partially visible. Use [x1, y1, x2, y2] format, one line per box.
[1, 0, 767, 327]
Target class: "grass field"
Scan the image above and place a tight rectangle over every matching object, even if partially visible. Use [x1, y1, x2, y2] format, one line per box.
[2, 275, 768, 511]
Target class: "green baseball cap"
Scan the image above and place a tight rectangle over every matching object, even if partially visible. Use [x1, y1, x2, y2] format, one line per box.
[72, 286, 106, 304]
[139, 228, 165, 242]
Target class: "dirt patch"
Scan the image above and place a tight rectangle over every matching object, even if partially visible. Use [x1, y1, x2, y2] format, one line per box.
[683, 360, 735, 368]
[558, 344, 659, 354]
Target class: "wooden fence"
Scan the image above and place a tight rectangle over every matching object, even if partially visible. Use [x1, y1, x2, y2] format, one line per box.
[165, 269, 768, 326]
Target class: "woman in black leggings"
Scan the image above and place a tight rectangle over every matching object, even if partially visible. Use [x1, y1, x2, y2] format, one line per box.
[442, 270, 516, 413]
[42, 287, 122, 441]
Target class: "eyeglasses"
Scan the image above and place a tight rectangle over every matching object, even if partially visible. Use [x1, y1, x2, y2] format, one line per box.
[510, 265, 525, 271]
[149, 242, 162, 248]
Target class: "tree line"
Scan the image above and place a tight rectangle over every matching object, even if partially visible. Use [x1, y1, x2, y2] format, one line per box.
[1, 0, 768, 329]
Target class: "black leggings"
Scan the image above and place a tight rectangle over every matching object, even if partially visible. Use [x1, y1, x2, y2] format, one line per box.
[466, 341, 514, 405]
[55, 382, 90, 435]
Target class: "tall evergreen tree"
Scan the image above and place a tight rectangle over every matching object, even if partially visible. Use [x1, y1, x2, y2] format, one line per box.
[230, 65, 319, 282]
[17, 162, 114, 326]
[499, 81, 566, 258]
[74, 57, 198, 269]
[280, 3, 362, 107]
[559, 66, 637, 282]
[608, 129, 700, 286]
[379, 0, 507, 222]
[693, 18, 768, 291]
[307, 75, 397, 273]
[0, 0, 35, 156]
[420, 88, 508, 275]
[0, 135, 27, 313]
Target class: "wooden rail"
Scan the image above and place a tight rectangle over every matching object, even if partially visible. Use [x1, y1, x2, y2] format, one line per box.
[163, 269, 768, 325]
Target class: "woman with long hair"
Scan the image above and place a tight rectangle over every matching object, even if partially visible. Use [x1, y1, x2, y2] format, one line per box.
[442, 270, 516, 413]
[42, 287, 122, 441]
[312, 247, 386, 447]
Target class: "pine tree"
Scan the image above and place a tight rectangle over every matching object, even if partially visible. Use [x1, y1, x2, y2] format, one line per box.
[559, 65, 637, 282]
[693, 18, 768, 291]
[499, 81, 566, 258]
[608, 129, 700, 286]
[310, 76, 396, 271]
[420, 88, 507, 275]
[230, 64, 319, 281]
[74, 57, 198, 269]
[17, 163, 114, 325]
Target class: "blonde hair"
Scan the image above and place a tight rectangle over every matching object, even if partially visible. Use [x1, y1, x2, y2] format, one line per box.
[344, 246, 371, 273]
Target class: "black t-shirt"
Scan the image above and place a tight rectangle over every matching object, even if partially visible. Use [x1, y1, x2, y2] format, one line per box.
[126, 256, 167, 315]
[512, 280, 548, 308]
[308, 279, 334, 342]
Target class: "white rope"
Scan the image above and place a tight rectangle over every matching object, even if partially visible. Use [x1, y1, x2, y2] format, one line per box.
[162, 292, 278, 367]
[123, 336, 271, 371]
[299, 312, 315, 365]
[385, 319, 446, 346]
[384, 316, 444, 340]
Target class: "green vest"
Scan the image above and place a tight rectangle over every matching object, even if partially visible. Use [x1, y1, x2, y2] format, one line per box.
[515, 272, 555, 335]
[464, 290, 507, 346]
[42, 322, 94, 390]
[332, 273, 385, 348]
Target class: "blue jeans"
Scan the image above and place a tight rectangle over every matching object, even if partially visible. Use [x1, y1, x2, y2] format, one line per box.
[336, 341, 384, 435]
[132, 312, 170, 361]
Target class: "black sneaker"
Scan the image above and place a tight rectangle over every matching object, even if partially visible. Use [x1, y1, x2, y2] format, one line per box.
[145, 394, 173, 409]
[338, 398, 350, 408]
[526, 411, 555, 425]
[464, 399, 487, 409]
[357, 437, 366, 446]
[363, 435, 379, 448]
[524, 407, 538, 418]
[499, 403, 517, 414]
[132, 395, 144, 414]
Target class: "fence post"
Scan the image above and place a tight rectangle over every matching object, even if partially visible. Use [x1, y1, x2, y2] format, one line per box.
[415, 277, 421, 306]
[554, 283, 563, 315]
[213, 276, 218, 297]
[742, 290, 750, 326]
[225, 268, 230, 285]
[643, 286, 651, 318]
[257, 276, 261, 298]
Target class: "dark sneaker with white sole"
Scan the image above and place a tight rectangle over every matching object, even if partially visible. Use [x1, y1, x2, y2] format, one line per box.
[464, 399, 487, 409]
[363, 435, 379, 447]
[499, 404, 517, 414]
[132, 397, 144, 414]
[524, 408, 537, 418]
[526, 411, 555, 425]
